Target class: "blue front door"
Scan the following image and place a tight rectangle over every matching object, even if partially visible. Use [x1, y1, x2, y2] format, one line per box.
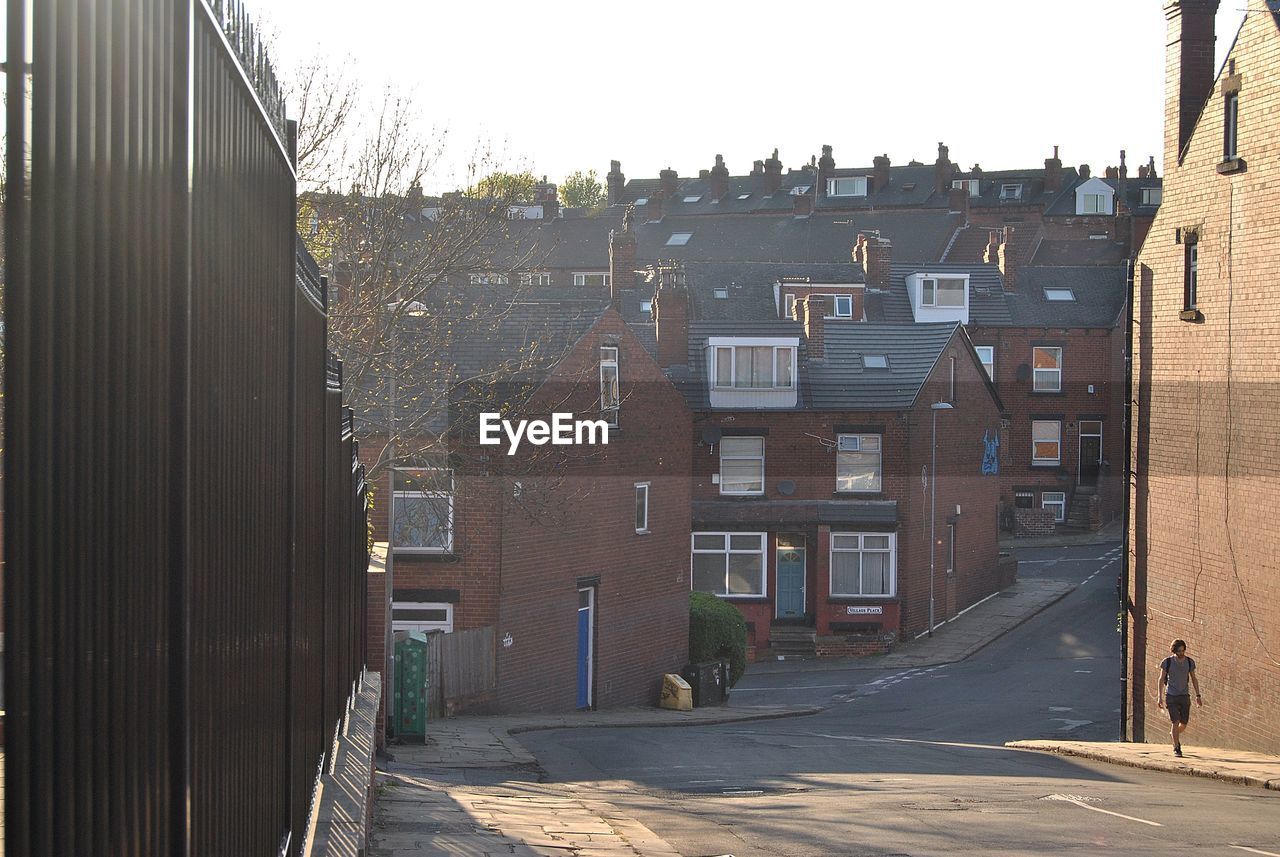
[776, 537, 806, 619]
[577, 588, 594, 709]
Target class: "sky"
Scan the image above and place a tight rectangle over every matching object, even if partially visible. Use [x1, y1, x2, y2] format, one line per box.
[258, 0, 1249, 192]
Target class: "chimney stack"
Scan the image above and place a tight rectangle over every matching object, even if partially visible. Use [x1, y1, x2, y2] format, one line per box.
[1165, 0, 1221, 169]
[853, 233, 868, 264]
[947, 185, 970, 218]
[934, 142, 953, 195]
[1079, 164, 1091, 180]
[536, 178, 559, 219]
[1044, 145, 1064, 193]
[995, 226, 1020, 291]
[659, 167, 679, 200]
[653, 264, 689, 369]
[1146, 155, 1158, 180]
[608, 206, 637, 308]
[872, 153, 891, 193]
[764, 148, 783, 195]
[709, 154, 730, 200]
[863, 237, 893, 290]
[606, 160, 626, 205]
[793, 191, 813, 218]
[983, 230, 1001, 266]
[818, 144, 836, 194]
[802, 296, 827, 361]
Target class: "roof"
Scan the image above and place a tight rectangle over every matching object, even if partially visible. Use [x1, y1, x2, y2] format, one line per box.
[869, 263, 1012, 326]
[1030, 239, 1130, 267]
[681, 261, 865, 322]
[692, 499, 898, 528]
[1043, 175, 1163, 217]
[808, 322, 960, 410]
[1003, 266, 1128, 328]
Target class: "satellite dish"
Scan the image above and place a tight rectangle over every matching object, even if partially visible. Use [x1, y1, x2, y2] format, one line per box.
[701, 426, 723, 445]
[777, 480, 797, 496]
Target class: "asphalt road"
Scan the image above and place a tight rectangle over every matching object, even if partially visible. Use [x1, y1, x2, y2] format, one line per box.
[521, 543, 1280, 856]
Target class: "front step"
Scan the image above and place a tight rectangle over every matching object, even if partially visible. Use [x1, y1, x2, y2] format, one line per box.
[768, 627, 817, 659]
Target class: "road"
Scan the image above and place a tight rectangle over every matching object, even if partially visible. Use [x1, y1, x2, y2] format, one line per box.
[520, 544, 1280, 856]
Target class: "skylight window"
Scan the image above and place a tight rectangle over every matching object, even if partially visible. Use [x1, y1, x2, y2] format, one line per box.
[863, 354, 889, 369]
[1044, 288, 1076, 302]
[683, 195, 703, 203]
[666, 232, 693, 246]
[1000, 183, 1022, 200]
[640, 299, 653, 313]
[737, 193, 751, 200]
[713, 288, 729, 299]
[634, 197, 648, 205]
[790, 185, 812, 195]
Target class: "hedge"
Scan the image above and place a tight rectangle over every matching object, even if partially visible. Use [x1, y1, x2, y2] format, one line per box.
[688, 591, 748, 686]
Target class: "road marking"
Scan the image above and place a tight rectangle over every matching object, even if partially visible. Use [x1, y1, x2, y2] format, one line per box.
[1075, 670, 1093, 673]
[1229, 847, 1280, 857]
[732, 684, 849, 692]
[1043, 794, 1162, 827]
[1048, 706, 1073, 712]
[1051, 718, 1093, 731]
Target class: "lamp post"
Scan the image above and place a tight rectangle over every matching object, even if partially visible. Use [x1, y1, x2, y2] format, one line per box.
[929, 401, 954, 637]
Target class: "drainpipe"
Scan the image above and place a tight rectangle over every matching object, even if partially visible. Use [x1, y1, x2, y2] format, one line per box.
[1119, 258, 1134, 740]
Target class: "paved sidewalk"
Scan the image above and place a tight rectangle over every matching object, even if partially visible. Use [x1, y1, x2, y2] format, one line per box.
[1005, 740, 1280, 791]
[746, 576, 1075, 675]
[999, 520, 1122, 550]
[372, 704, 820, 855]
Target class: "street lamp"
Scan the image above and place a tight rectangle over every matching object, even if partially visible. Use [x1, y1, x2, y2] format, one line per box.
[929, 401, 954, 637]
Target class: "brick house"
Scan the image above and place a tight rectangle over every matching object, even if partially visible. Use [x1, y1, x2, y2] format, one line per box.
[1128, 0, 1280, 754]
[362, 295, 692, 713]
[642, 267, 1005, 658]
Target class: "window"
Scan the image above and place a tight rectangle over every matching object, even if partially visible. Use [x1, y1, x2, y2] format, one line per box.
[391, 468, 453, 553]
[952, 179, 980, 197]
[682, 195, 703, 203]
[519, 271, 552, 287]
[1141, 187, 1162, 206]
[827, 176, 868, 197]
[600, 345, 619, 427]
[1043, 288, 1076, 302]
[1032, 421, 1061, 465]
[391, 601, 454, 634]
[634, 197, 648, 206]
[949, 356, 956, 402]
[713, 287, 729, 299]
[737, 193, 752, 200]
[1184, 234, 1199, 310]
[635, 483, 650, 533]
[784, 293, 797, 319]
[1224, 91, 1239, 160]
[921, 277, 965, 307]
[1014, 491, 1034, 509]
[1032, 346, 1062, 392]
[863, 354, 889, 369]
[1000, 183, 1022, 200]
[691, 532, 766, 596]
[574, 272, 611, 287]
[640, 298, 653, 313]
[719, 437, 765, 495]
[713, 345, 795, 389]
[469, 272, 509, 285]
[666, 232, 693, 246]
[1081, 193, 1108, 214]
[1041, 492, 1066, 523]
[974, 345, 995, 380]
[836, 434, 881, 493]
[830, 533, 896, 596]
[829, 294, 854, 319]
[790, 185, 812, 195]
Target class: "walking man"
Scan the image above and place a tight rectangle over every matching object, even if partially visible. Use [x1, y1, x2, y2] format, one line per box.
[1156, 639, 1202, 757]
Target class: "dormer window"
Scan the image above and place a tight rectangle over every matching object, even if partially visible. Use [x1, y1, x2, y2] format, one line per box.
[666, 232, 693, 246]
[827, 177, 868, 197]
[713, 344, 795, 390]
[1000, 184, 1022, 200]
[1141, 187, 1162, 206]
[952, 179, 980, 197]
[1075, 178, 1116, 215]
[921, 277, 965, 308]
[1080, 193, 1109, 214]
[829, 295, 853, 318]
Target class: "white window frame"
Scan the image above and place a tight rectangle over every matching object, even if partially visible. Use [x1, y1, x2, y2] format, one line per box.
[826, 176, 868, 197]
[690, 532, 767, 597]
[1032, 346, 1062, 392]
[1041, 492, 1066, 523]
[469, 272, 509, 286]
[391, 601, 454, 634]
[952, 179, 980, 197]
[391, 468, 454, 554]
[784, 293, 797, 319]
[1044, 288, 1076, 302]
[519, 271, 552, 287]
[666, 232, 693, 246]
[1141, 187, 1162, 206]
[640, 298, 653, 313]
[829, 532, 897, 597]
[712, 344, 796, 390]
[719, 436, 765, 496]
[713, 287, 729, 299]
[1081, 193, 1108, 214]
[974, 345, 995, 380]
[1000, 183, 1022, 200]
[635, 482, 650, 534]
[921, 276, 966, 308]
[600, 345, 619, 427]
[682, 195, 703, 204]
[836, 434, 882, 493]
[1032, 420, 1062, 466]
[573, 272, 611, 287]
[827, 294, 854, 319]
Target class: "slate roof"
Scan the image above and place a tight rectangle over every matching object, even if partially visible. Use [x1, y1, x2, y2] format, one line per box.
[947, 167, 1080, 211]
[692, 499, 898, 528]
[1004, 267, 1128, 328]
[680, 261, 865, 322]
[1030, 239, 1130, 267]
[682, 320, 809, 409]
[869, 263, 1012, 326]
[1043, 176, 1163, 217]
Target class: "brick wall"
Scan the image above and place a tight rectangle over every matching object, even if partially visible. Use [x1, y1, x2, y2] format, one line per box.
[1130, 5, 1280, 754]
[1014, 507, 1056, 537]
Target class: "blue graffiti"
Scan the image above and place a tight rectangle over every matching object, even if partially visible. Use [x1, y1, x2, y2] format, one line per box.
[982, 429, 1000, 475]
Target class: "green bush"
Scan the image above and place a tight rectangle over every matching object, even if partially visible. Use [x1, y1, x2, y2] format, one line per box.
[688, 591, 748, 686]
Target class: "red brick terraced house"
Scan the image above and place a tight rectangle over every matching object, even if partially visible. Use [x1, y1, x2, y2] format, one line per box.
[1128, 0, 1280, 754]
[645, 267, 1005, 659]
[361, 293, 692, 713]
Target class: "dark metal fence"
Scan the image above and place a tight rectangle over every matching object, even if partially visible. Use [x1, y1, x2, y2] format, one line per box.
[4, 2, 370, 855]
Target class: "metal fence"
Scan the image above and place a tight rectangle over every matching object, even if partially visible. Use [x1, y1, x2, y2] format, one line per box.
[4, 2, 369, 855]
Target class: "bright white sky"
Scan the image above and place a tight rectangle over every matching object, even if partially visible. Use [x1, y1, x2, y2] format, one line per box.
[258, 0, 1247, 191]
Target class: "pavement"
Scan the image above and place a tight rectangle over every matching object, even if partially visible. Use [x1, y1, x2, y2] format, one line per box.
[1005, 739, 1280, 791]
[999, 519, 1122, 549]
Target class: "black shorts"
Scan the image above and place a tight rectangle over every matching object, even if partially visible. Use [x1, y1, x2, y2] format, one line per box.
[1166, 694, 1191, 723]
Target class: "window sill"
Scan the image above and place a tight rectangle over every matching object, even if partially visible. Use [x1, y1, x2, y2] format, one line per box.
[1030, 462, 1061, 469]
[1179, 308, 1203, 323]
[635, 529, 650, 536]
[833, 491, 884, 499]
[1217, 158, 1246, 175]
[719, 492, 766, 499]
[826, 595, 897, 603]
[712, 594, 770, 603]
[1030, 390, 1064, 396]
[395, 551, 461, 563]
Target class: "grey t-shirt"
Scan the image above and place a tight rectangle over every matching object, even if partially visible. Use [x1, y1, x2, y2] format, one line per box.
[1161, 655, 1196, 696]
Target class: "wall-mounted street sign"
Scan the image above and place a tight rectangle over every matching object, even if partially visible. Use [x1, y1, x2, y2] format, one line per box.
[846, 606, 884, 615]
